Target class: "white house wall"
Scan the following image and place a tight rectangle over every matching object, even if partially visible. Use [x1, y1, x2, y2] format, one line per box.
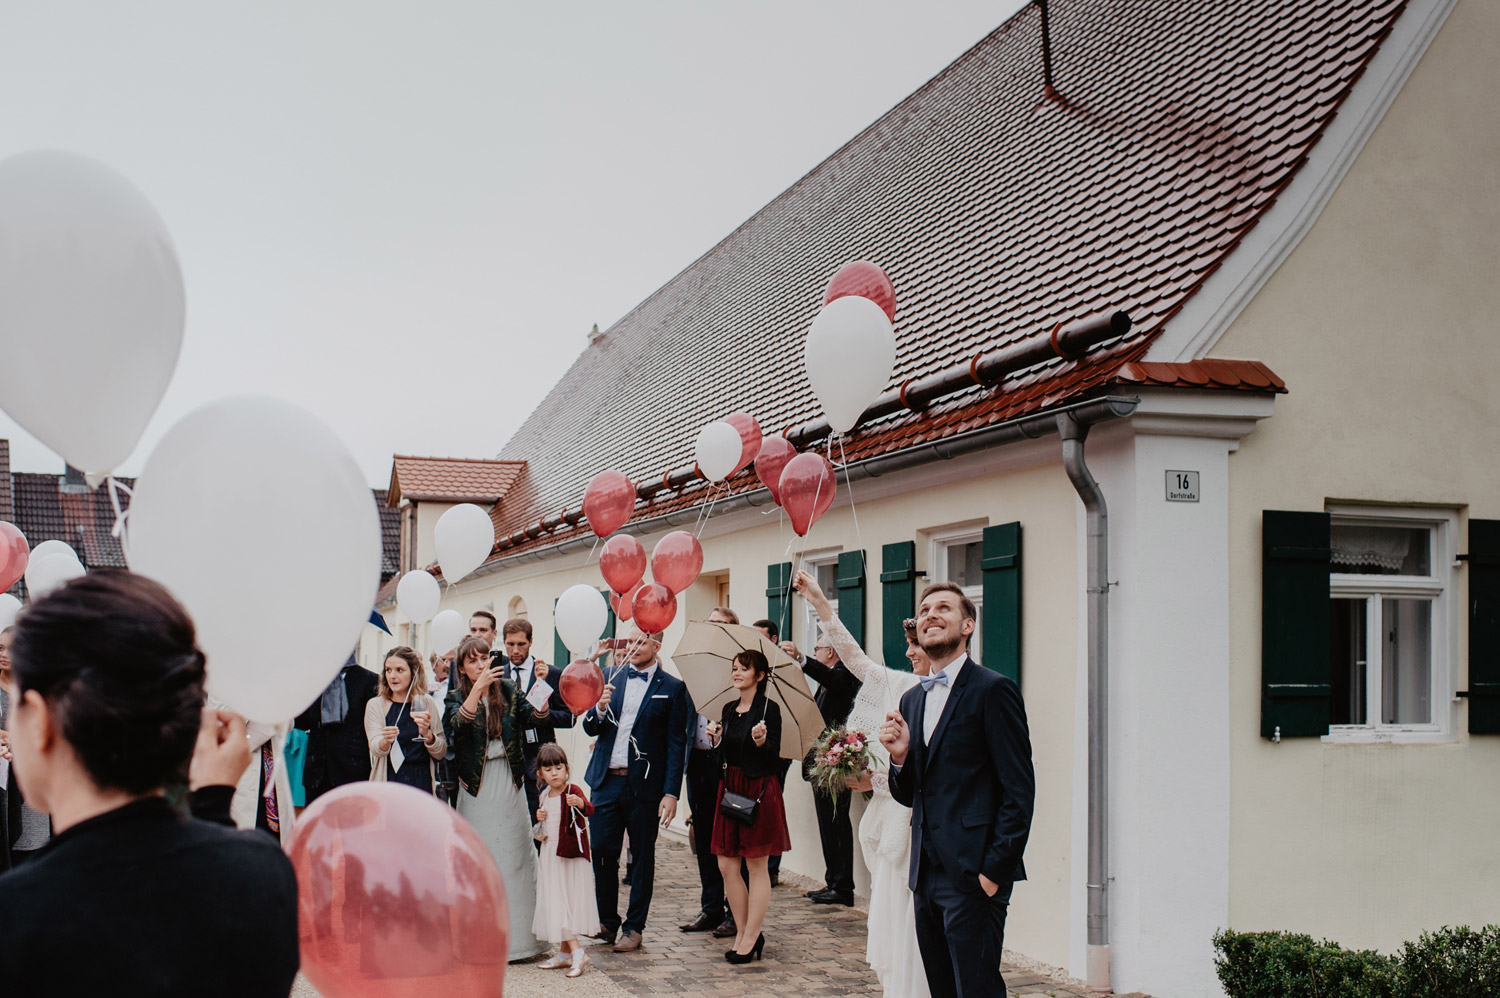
[1211, 0, 1500, 955]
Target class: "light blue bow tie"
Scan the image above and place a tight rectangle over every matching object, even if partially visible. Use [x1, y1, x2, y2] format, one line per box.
[628, 670, 650, 681]
[919, 671, 950, 692]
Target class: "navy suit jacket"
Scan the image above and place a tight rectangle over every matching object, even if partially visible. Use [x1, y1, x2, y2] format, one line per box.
[581, 664, 691, 802]
[513, 661, 574, 747]
[888, 655, 1035, 893]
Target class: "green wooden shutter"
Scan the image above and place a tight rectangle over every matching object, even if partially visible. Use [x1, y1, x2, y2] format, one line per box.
[601, 589, 617, 642]
[882, 541, 917, 671]
[1262, 510, 1332, 738]
[553, 597, 567, 666]
[981, 522, 1022, 683]
[766, 561, 793, 641]
[1467, 518, 1500, 733]
[835, 550, 867, 647]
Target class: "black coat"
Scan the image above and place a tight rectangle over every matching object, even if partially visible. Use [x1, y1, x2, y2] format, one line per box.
[888, 656, 1035, 892]
[296, 663, 379, 801]
[505, 660, 575, 752]
[0, 792, 298, 996]
[801, 655, 862, 728]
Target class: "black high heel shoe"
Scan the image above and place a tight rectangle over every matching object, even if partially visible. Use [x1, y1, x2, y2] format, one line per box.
[724, 933, 766, 964]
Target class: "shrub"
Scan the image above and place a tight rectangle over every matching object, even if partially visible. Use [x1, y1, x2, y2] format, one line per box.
[1213, 929, 1397, 998]
[1397, 925, 1500, 998]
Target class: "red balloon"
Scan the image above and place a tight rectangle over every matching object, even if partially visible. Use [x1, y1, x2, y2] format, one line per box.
[559, 659, 606, 715]
[290, 782, 509, 998]
[0, 522, 29, 592]
[823, 260, 896, 323]
[582, 470, 635, 538]
[722, 412, 763, 476]
[779, 452, 837, 537]
[632, 582, 677, 634]
[651, 531, 703, 594]
[610, 581, 643, 621]
[599, 534, 646, 594]
[754, 437, 797, 506]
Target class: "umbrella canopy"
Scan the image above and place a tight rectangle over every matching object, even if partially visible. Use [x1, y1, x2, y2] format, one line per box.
[672, 620, 825, 759]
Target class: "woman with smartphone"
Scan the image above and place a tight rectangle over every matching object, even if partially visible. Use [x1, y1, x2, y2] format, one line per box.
[445, 635, 544, 962]
[363, 646, 446, 793]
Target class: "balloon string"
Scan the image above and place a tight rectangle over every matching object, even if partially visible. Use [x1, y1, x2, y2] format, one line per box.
[106, 477, 134, 561]
[574, 535, 602, 584]
[835, 435, 867, 568]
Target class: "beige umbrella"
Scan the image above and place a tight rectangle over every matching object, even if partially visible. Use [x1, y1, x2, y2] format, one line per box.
[671, 620, 825, 760]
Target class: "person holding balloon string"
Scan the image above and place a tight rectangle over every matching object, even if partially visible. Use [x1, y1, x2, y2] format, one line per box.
[363, 646, 446, 794]
[445, 634, 547, 962]
[531, 742, 599, 978]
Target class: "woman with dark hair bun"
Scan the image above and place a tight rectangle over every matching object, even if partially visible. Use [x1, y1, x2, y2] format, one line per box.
[0, 571, 299, 996]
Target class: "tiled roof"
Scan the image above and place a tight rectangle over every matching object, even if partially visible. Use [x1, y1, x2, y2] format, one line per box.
[488, 0, 1404, 556]
[389, 456, 526, 505]
[373, 489, 401, 583]
[1112, 359, 1287, 392]
[0, 441, 13, 522]
[7, 472, 135, 598]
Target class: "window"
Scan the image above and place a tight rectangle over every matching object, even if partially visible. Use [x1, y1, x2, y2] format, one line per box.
[507, 595, 528, 620]
[800, 557, 839, 655]
[1326, 509, 1456, 740]
[931, 528, 985, 656]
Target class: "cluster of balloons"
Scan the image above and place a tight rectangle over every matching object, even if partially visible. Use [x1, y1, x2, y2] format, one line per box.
[808, 260, 898, 434]
[394, 502, 497, 634]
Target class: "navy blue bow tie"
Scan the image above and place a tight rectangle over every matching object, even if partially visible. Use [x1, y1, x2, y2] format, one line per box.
[628, 670, 650, 681]
[918, 671, 950, 692]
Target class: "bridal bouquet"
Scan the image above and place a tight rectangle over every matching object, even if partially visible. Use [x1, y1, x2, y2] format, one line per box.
[807, 726, 876, 800]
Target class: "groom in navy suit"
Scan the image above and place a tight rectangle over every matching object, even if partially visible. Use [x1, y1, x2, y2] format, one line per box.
[582, 624, 692, 953]
[882, 582, 1034, 998]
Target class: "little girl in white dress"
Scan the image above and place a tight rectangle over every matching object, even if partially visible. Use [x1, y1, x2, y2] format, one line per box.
[532, 743, 599, 978]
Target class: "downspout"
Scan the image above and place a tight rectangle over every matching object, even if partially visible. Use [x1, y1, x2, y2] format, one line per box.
[1058, 412, 1111, 994]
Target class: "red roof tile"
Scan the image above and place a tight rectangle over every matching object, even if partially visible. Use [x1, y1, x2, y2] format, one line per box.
[1112, 359, 1287, 392]
[484, 0, 1403, 557]
[388, 456, 526, 505]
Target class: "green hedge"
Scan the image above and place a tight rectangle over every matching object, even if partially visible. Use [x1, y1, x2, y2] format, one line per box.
[1214, 926, 1500, 998]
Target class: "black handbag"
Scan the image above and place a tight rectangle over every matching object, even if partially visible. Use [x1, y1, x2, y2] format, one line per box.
[718, 712, 766, 825]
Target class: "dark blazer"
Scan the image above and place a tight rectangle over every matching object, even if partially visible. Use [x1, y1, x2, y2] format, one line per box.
[888, 656, 1035, 893]
[581, 663, 691, 802]
[511, 660, 575, 747]
[801, 655, 862, 728]
[718, 695, 783, 779]
[296, 662, 379, 802]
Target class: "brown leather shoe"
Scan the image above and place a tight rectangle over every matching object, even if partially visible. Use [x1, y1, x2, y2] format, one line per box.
[612, 930, 643, 952]
[712, 915, 737, 939]
[680, 911, 719, 932]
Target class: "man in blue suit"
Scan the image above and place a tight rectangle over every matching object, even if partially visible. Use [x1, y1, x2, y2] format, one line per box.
[582, 624, 691, 953]
[882, 582, 1035, 998]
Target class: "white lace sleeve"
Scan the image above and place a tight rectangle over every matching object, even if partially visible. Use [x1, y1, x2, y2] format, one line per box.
[870, 764, 892, 800]
[823, 616, 883, 686]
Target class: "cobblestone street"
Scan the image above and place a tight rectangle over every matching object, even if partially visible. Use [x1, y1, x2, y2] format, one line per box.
[299, 839, 1154, 998]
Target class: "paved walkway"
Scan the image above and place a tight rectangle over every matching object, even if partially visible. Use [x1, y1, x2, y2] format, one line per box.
[296, 839, 1153, 997]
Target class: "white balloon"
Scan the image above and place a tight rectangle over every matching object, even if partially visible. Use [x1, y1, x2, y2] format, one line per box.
[803, 295, 897, 433]
[430, 609, 466, 657]
[694, 420, 743, 483]
[0, 592, 21, 628]
[555, 584, 608, 658]
[27, 552, 86, 599]
[24, 540, 82, 594]
[127, 396, 381, 724]
[396, 569, 441, 625]
[434, 503, 495, 584]
[0, 151, 185, 477]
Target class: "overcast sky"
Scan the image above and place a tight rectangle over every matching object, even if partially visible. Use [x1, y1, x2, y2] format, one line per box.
[0, 1, 1028, 485]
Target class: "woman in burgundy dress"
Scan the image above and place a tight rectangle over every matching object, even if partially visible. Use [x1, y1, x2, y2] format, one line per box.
[706, 649, 790, 964]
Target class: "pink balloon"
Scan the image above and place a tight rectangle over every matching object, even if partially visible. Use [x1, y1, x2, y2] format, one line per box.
[559, 659, 606, 715]
[632, 582, 677, 634]
[290, 782, 509, 998]
[583, 471, 635, 538]
[823, 260, 896, 323]
[599, 534, 646, 595]
[779, 452, 837, 537]
[754, 437, 797, 506]
[651, 531, 703, 594]
[0, 522, 29, 592]
[722, 413, 763, 476]
[610, 581, 643, 622]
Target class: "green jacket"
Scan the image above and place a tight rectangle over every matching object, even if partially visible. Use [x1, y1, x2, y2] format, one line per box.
[444, 680, 532, 797]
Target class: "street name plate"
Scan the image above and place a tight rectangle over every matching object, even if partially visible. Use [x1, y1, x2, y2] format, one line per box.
[1166, 470, 1199, 502]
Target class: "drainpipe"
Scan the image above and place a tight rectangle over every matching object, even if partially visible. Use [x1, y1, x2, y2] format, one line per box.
[1058, 412, 1111, 994]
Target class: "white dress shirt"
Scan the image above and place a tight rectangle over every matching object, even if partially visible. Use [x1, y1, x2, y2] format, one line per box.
[923, 656, 966, 745]
[509, 655, 537, 694]
[609, 662, 658, 768]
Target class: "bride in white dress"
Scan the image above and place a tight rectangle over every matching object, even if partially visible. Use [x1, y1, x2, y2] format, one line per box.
[794, 570, 931, 998]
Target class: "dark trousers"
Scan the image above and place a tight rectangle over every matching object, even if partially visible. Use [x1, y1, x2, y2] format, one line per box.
[685, 750, 726, 918]
[813, 785, 855, 893]
[913, 852, 1011, 998]
[589, 773, 660, 936]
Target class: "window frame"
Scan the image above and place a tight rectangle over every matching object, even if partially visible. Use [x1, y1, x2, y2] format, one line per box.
[1323, 505, 1459, 744]
[929, 525, 985, 657]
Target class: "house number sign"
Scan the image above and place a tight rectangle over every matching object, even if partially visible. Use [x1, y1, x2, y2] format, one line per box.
[1166, 470, 1199, 502]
